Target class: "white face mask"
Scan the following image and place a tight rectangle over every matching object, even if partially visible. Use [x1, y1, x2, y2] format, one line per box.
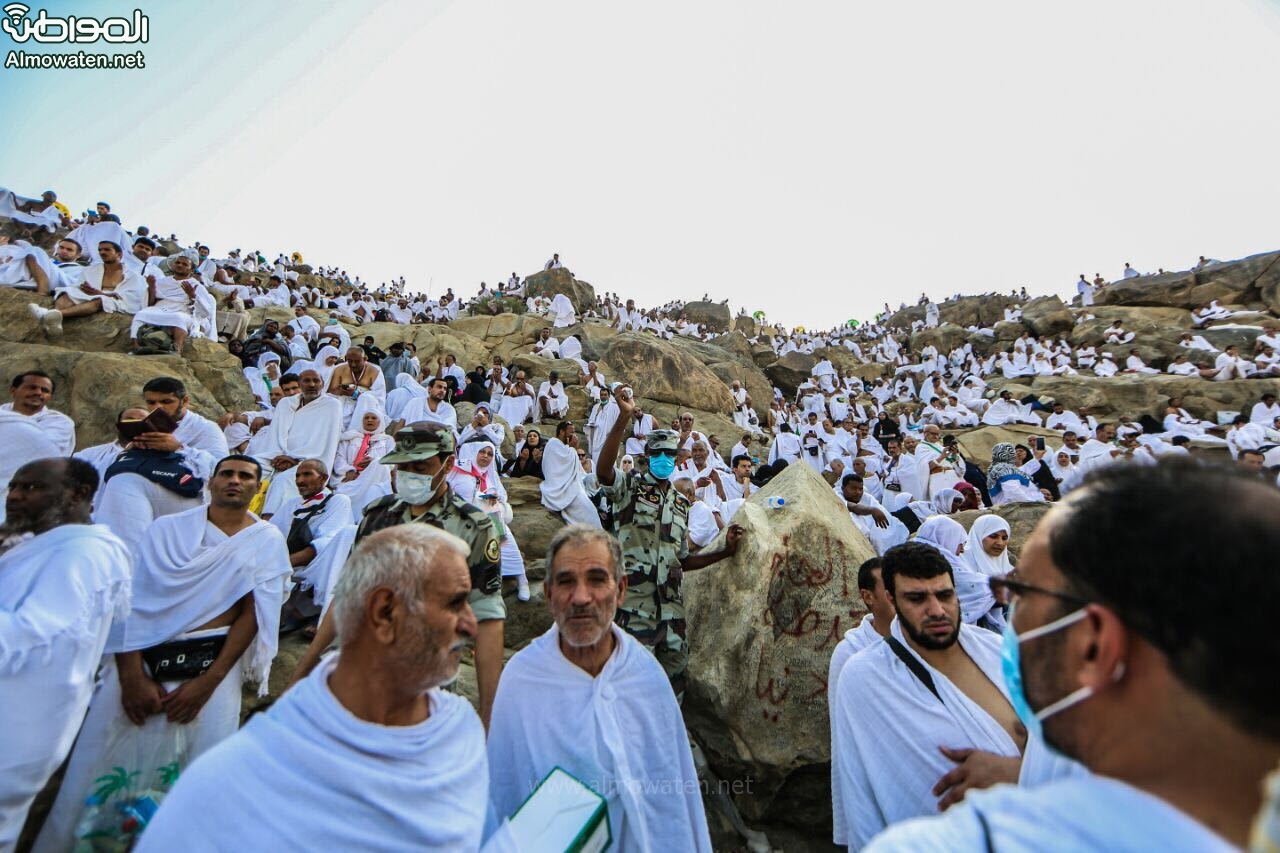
[394, 470, 437, 505]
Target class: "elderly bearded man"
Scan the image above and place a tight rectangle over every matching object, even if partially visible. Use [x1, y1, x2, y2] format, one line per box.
[487, 525, 712, 851]
[138, 526, 487, 850]
[0, 459, 131, 847]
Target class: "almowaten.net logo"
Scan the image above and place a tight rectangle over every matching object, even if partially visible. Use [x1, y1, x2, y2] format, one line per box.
[3, 4, 148, 69]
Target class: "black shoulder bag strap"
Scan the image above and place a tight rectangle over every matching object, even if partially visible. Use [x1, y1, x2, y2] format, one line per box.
[884, 636, 944, 705]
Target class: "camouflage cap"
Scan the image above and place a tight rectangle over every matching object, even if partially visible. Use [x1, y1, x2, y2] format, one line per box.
[646, 429, 681, 453]
[380, 425, 456, 464]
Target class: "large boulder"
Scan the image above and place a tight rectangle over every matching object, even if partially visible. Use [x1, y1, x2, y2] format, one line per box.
[681, 300, 731, 333]
[886, 294, 1013, 331]
[1098, 250, 1280, 312]
[0, 340, 253, 449]
[354, 323, 492, 373]
[1025, 375, 1280, 423]
[1019, 295, 1074, 338]
[685, 463, 876, 829]
[521, 268, 597, 314]
[909, 323, 971, 356]
[559, 321, 619, 362]
[595, 333, 733, 413]
[993, 320, 1027, 342]
[764, 351, 817, 396]
[451, 314, 553, 361]
[951, 424, 1047, 468]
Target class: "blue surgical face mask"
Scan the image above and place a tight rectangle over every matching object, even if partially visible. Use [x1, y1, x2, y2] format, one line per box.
[394, 470, 437, 505]
[1001, 602, 1104, 745]
[648, 454, 676, 479]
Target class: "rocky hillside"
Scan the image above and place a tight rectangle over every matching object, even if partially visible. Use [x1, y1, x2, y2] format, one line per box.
[7, 247, 1280, 851]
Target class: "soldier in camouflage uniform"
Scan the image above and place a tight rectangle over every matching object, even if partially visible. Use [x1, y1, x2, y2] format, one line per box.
[597, 385, 744, 701]
[292, 424, 506, 725]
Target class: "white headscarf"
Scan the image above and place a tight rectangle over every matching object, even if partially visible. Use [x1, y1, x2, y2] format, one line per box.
[914, 516, 967, 569]
[930, 488, 962, 517]
[340, 394, 388, 442]
[961, 515, 1013, 578]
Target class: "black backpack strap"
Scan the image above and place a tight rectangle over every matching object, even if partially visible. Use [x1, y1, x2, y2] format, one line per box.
[884, 636, 943, 704]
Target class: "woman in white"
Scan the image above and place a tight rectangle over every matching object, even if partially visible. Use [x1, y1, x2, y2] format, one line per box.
[333, 397, 394, 520]
[912, 515, 1001, 628]
[961, 515, 1014, 579]
[1046, 448, 1083, 496]
[332, 397, 395, 484]
[244, 352, 283, 410]
[987, 442, 1047, 505]
[447, 439, 530, 599]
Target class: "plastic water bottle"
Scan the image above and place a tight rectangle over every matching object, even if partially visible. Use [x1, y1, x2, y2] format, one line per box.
[765, 496, 786, 509]
[73, 796, 105, 853]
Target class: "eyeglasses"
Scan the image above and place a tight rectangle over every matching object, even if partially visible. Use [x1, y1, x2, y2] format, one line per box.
[988, 574, 1088, 608]
[648, 450, 677, 458]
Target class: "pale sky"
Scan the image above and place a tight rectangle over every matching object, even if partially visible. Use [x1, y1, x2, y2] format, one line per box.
[4, 0, 1280, 328]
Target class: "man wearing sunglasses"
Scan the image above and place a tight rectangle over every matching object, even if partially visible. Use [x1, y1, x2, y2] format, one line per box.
[597, 385, 743, 702]
[868, 460, 1280, 850]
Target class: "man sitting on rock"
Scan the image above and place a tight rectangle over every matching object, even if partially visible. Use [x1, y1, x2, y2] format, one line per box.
[1211, 344, 1256, 380]
[486, 525, 712, 851]
[29, 240, 146, 336]
[531, 327, 560, 358]
[982, 390, 1039, 426]
[536, 370, 568, 422]
[327, 346, 386, 429]
[129, 250, 208, 356]
[256, 369, 344, 516]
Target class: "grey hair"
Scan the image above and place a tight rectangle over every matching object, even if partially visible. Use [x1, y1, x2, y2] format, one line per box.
[545, 524, 624, 584]
[331, 525, 469, 644]
[299, 457, 329, 478]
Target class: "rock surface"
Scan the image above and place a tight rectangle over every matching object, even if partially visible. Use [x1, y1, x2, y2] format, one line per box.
[521, 267, 597, 314]
[681, 300, 732, 332]
[685, 462, 875, 829]
[596, 333, 735, 413]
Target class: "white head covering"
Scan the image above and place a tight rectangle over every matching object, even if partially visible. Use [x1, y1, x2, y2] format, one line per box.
[961, 515, 1013, 578]
[914, 516, 967, 564]
[340, 394, 387, 442]
[930, 488, 962, 516]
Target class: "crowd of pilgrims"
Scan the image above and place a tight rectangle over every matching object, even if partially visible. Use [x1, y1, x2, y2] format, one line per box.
[1, 188, 1278, 851]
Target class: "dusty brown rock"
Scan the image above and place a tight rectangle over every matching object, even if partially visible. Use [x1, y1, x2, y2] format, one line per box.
[993, 320, 1028, 342]
[952, 423, 1048, 468]
[685, 462, 875, 828]
[764, 351, 817, 396]
[1019, 295, 1074, 337]
[521, 268, 597, 314]
[910, 323, 971, 356]
[887, 294, 1015, 331]
[1098, 250, 1280, 312]
[595, 333, 734, 413]
[0, 340, 252, 449]
[1022, 375, 1280, 423]
[681, 300, 732, 332]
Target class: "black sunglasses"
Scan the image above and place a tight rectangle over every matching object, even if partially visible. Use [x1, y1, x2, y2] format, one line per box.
[988, 574, 1088, 607]
[648, 450, 677, 459]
